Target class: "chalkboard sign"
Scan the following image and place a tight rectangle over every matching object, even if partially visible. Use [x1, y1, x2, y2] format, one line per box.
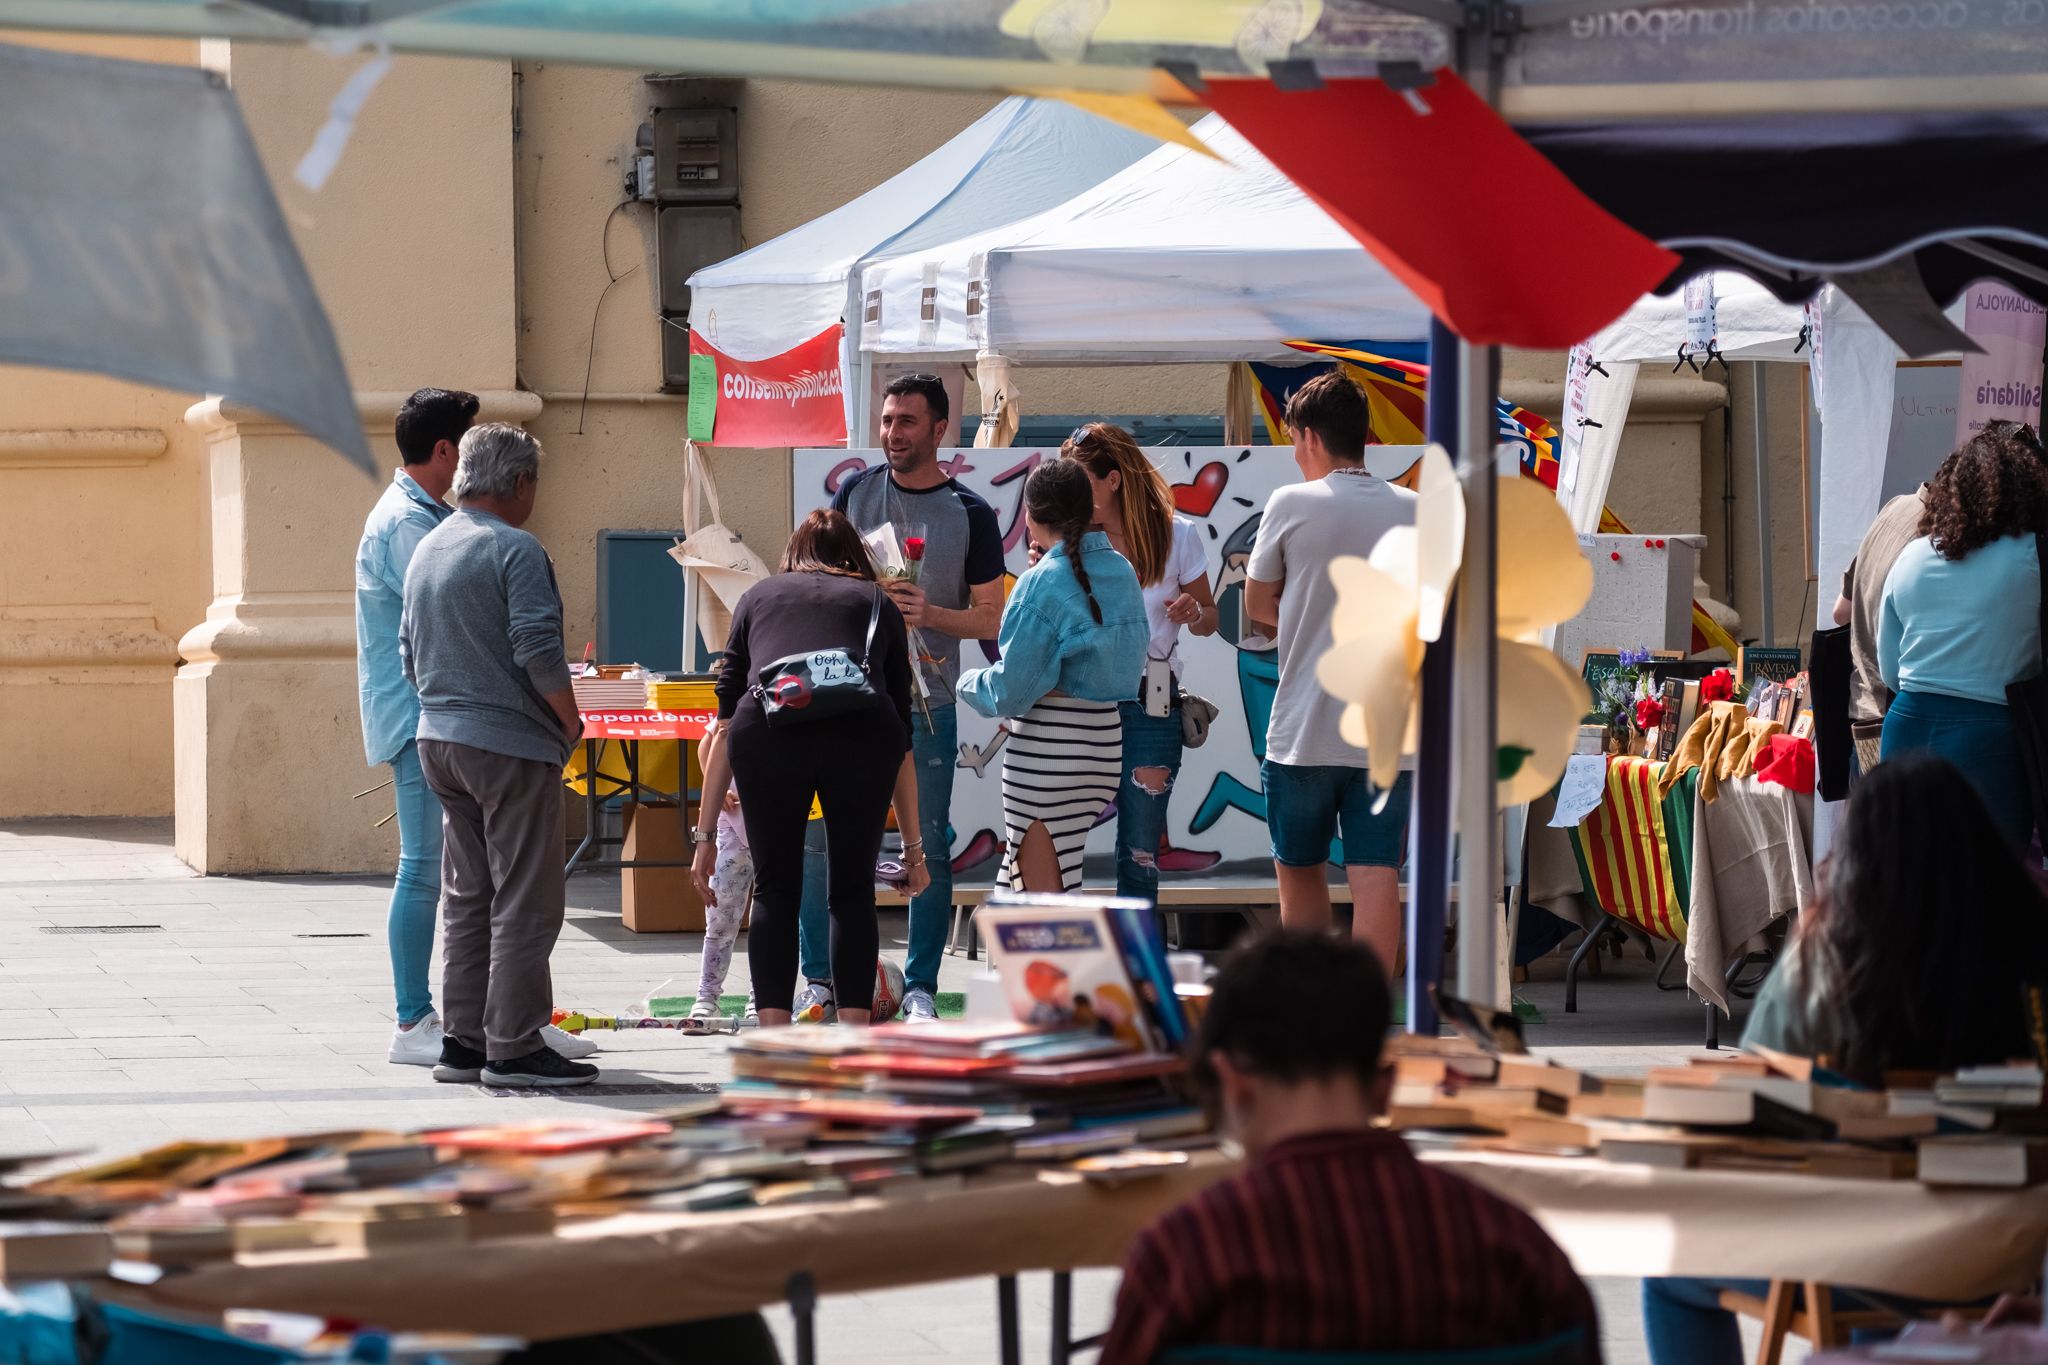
[1578, 648, 1683, 723]
[1740, 646, 1804, 687]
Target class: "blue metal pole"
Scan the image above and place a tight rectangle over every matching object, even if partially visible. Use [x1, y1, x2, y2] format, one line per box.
[1407, 316, 1461, 1035]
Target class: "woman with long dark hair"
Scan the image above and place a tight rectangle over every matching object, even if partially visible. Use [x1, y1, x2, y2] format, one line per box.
[959, 461, 1148, 891]
[692, 510, 927, 1027]
[1642, 753, 2048, 1365]
[1063, 424, 1220, 904]
[1879, 426, 2048, 847]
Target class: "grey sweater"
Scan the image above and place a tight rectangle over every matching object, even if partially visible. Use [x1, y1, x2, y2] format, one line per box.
[401, 509, 575, 766]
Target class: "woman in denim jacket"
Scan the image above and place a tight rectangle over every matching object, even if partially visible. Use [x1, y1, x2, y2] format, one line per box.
[959, 461, 1148, 891]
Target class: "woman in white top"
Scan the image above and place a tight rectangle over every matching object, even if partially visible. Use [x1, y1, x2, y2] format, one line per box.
[1062, 423, 1220, 903]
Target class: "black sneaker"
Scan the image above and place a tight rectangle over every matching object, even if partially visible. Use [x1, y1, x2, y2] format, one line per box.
[482, 1047, 599, 1089]
[433, 1037, 486, 1084]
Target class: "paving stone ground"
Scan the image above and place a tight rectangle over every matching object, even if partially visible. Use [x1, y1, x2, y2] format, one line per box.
[0, 817, 1797, 1365]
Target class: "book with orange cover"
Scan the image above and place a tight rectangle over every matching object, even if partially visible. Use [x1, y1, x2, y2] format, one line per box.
[718, 1095, 986, 1128]
[1005, 1054, 1187, 1088]
[424, 1121, 671, 1155]
[830, 1053, 1018, 1077]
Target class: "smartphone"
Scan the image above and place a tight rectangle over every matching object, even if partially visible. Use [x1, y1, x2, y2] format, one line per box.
[1143, 658, 1173, 718]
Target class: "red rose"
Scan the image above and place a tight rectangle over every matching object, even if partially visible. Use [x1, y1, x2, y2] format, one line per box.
[1635, 696, 1666, 731]
[1700, 668, 1735, 704]
[904, 537, 927, 562]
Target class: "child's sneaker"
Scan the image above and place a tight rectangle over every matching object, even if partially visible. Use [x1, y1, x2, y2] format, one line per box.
[680, 995, 724, 1036]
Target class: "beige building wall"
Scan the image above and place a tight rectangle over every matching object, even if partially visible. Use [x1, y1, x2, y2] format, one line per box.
[0, 39, 1806, 867]
[0, 32, 207, 820]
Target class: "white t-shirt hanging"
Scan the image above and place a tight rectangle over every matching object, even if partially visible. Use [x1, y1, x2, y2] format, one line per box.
[1141, 516, 1211, 678]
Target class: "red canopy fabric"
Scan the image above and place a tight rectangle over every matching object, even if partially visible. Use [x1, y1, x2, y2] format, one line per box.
[1200, 72, 1679, 349]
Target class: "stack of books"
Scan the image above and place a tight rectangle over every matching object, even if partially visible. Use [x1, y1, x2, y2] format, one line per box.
[1384, 1035, 2048, 1186]
[721, 1020, 1207, 1192]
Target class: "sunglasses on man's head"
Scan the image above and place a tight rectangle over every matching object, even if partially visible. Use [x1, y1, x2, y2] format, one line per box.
[1986, 418, 2045, 455]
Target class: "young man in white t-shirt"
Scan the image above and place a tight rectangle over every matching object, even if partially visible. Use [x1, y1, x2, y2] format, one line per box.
[1244, 372, 1418, 974]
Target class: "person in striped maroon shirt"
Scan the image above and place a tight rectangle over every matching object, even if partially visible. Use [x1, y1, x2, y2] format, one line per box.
[1099, 934, 1601, 1365]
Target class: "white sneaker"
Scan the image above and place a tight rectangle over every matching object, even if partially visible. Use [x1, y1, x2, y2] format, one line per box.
[543, 1023, 599, 1059]
[901, 988, 940, 1025]
[388, 1011, 445, 1067]
[793, 980, 836, 1025]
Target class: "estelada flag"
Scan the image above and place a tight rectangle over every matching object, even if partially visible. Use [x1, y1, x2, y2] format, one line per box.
[1247, 341, 1560, 488]
[688, 325, 847, 448]
[1245, 344, 1740, 660]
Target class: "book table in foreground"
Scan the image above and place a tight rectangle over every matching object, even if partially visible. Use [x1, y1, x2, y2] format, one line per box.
[115, 1147, 2048, 1362]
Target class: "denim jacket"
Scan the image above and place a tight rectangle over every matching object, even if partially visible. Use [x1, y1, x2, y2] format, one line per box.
[355, 469, 451, 766]
[958, 532, 1148, 719]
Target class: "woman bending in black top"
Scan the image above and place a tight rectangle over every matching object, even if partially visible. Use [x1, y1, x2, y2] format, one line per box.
[693, 511, 927, 1026]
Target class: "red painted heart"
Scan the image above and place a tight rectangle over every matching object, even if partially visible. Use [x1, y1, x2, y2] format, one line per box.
[1173, 461, 1229, 518]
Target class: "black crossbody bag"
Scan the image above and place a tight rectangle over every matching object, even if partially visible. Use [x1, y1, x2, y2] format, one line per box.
[750, 586, 883, 728]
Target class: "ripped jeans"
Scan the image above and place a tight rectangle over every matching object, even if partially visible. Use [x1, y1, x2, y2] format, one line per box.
[1115, 701, 1185, 905]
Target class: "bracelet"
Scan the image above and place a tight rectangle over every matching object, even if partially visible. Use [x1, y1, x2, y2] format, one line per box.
[904, 852, 927, 867]
[902, 839, 924, 851]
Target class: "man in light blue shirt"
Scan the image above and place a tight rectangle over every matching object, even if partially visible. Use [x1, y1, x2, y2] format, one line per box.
[356, 388, 475, 1066]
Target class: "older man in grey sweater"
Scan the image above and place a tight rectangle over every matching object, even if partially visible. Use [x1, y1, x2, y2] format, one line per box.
[400, 423, 596, 1089]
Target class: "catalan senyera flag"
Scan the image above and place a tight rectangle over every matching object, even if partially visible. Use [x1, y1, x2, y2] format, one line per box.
[1568, 757, 1697, 944]
[1246, 344, 1739, 661]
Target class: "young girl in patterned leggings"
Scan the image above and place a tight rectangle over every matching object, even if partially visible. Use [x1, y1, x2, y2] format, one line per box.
[687, 720, 757, 1030]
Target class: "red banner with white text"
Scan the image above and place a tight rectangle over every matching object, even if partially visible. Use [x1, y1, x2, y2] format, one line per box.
[690, 325, 847, 448]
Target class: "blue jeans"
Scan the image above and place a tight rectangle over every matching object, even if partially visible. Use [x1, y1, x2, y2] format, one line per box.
[1115, 702, 1184, 904]
[387, 741, 442, 1026]
[1642, 1277, 1766, 1365]
[797, 705, 956, 997]
[1882, 689, 2033, 849]
[1643, 1278, 1929, 1365]
[904, 705, 957, 995]
[798, 817, 830, 986]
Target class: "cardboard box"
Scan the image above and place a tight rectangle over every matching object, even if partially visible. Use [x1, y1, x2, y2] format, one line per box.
[622, 802, 705, 933]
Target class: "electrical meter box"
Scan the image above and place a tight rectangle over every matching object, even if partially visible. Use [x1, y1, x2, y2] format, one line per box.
[656, 205, 741, 315]
[652, 107, 738, 204]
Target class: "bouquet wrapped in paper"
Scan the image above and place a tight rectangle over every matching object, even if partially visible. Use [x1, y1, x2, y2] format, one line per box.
[864, 522, 936, 724]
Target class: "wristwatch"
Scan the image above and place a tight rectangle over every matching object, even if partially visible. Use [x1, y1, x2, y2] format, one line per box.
[690, 828, 717, 847]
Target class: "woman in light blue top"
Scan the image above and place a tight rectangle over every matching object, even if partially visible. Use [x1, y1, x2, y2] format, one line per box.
[1878, 427, 2048, 849]
[959, 460, 1147, 891]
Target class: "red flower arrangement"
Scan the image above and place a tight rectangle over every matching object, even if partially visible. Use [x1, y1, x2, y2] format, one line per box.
[1635, 695, 1666, 732]
[1700, 668, 1736, 704]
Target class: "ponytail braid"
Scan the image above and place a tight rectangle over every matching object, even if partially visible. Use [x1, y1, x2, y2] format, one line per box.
[1026, 459, 1104, 624]
[1062, 523, 1104, 624]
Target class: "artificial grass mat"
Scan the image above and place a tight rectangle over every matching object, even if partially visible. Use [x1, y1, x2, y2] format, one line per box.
[654, 993, 969, 1019]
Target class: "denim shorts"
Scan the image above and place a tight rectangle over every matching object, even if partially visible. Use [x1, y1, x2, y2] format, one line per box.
[1262, 761, 1413, 869]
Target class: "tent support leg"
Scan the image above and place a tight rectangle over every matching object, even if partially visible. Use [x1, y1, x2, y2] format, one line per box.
[1453, 338, 1503, 1007]
[1411, 316, 1463, 1036]
[1752, 362, 1776, 644]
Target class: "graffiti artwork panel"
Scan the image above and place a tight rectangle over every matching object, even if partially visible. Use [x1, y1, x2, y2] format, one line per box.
[794, 446, 1423, 881]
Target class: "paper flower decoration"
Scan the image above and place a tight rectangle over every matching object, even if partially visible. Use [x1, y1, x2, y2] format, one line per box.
[1316, 444, 1593, 807]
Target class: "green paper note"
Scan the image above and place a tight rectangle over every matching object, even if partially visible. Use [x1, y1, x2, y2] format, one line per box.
[687, 352, 717, 442]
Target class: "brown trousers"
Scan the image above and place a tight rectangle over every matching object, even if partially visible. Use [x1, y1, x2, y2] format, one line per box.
[418, 739, 565, 1061]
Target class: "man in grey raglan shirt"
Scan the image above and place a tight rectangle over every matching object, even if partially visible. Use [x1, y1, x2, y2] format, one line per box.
[828, 374, 1006, 1023]
[400, 424, 596, 1089]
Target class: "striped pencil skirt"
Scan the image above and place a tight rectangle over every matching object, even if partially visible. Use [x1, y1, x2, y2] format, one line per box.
[999, 696, 1124, 892]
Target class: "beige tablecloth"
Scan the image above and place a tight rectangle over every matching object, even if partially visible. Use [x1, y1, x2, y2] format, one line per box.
[129, 1158, 1236, 1340]
[125, 1143, 2048, 1340]
[1436, 1149, 2048, 1301]
[1685, 776, 1814, 1013]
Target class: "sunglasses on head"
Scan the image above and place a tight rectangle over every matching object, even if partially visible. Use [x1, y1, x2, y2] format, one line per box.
[1986, 418, 2044, 454]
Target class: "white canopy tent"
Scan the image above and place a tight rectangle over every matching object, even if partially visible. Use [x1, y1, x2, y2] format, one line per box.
[684, 95, 1157, 430]
[858, 113, 1434, 368]
[1574, 275, 1913, 636]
